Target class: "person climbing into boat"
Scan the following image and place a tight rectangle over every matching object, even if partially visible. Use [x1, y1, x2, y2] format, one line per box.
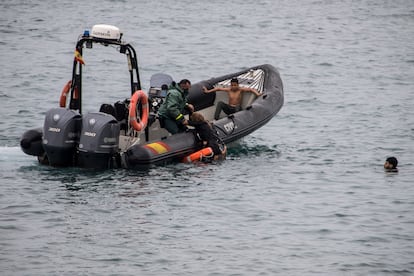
[158, 79, 194, 134]
[202, 78, 263, 120]
[188, 112, 227, 161]
[384, 156, 398, 172]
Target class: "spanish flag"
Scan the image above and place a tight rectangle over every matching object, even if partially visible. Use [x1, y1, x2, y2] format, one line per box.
[74, 49, 85, 65]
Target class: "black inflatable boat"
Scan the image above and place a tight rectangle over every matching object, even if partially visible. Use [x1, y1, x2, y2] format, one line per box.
[20, 24, 284, 169]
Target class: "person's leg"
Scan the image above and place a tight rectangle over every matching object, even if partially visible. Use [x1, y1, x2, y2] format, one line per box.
[163, 117, 179, 134]
[214, 101, 226, 120]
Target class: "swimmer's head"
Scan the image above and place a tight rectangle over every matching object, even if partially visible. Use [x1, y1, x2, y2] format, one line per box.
[384, 156, 398, 170]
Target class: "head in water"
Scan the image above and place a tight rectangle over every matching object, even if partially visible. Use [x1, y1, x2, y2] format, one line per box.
[384, 156, 398, 171]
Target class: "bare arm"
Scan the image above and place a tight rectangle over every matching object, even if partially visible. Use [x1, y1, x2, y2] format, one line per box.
[202, 86, 230, 94]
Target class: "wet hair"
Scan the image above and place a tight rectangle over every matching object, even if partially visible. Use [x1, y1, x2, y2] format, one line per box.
[179, 79, 191, 85]
[386, 156, 398, 168]
[230, 78, 239, 84]
[190, 112, 205, 122]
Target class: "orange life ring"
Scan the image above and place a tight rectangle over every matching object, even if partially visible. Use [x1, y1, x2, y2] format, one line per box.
[182, 147, 214, 163]
[59, 80, 72, 107]
[129, 90, 149, 131]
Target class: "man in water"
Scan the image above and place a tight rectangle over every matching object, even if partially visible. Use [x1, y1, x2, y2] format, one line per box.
[384, 156, 398, 172]
[188, 112, 227, 161]
[158, 79, 194, 134]
[202, 78, 263, 120]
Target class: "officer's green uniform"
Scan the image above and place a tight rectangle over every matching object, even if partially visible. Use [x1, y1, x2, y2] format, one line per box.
[158, 83, 190, 134]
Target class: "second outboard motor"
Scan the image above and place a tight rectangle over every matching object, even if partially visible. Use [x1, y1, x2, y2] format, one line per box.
[77, 112, 120, 169]
[42, 108, 82, 166]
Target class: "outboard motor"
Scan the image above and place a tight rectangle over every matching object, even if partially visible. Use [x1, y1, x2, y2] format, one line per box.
[42, 108, 82, 166]
[77, 112, 120, 169]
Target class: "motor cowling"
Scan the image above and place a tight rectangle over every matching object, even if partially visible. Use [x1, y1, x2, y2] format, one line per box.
[42, 108, 82, 166]
[77, 112, 120, 169]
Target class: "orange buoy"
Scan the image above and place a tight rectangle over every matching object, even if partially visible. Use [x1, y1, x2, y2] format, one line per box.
[59, 80, 72, 107]
[129, 90, 149, 131]
[182, 147, 214, 163]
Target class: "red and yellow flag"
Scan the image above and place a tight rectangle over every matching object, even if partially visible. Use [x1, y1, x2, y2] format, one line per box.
[74, 49, 85, 65]
[144, 142, 170, 155]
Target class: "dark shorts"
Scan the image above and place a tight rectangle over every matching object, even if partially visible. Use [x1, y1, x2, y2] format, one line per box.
[215, 101, 242, 120]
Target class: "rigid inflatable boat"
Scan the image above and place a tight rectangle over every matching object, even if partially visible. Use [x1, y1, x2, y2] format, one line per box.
[20, 24, 284, 169]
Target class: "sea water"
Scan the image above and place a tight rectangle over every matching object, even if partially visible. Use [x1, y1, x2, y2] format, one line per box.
[1, 0, 413, 275]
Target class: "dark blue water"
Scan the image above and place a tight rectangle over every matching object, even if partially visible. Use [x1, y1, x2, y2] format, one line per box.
[1, 0, 414, 275]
